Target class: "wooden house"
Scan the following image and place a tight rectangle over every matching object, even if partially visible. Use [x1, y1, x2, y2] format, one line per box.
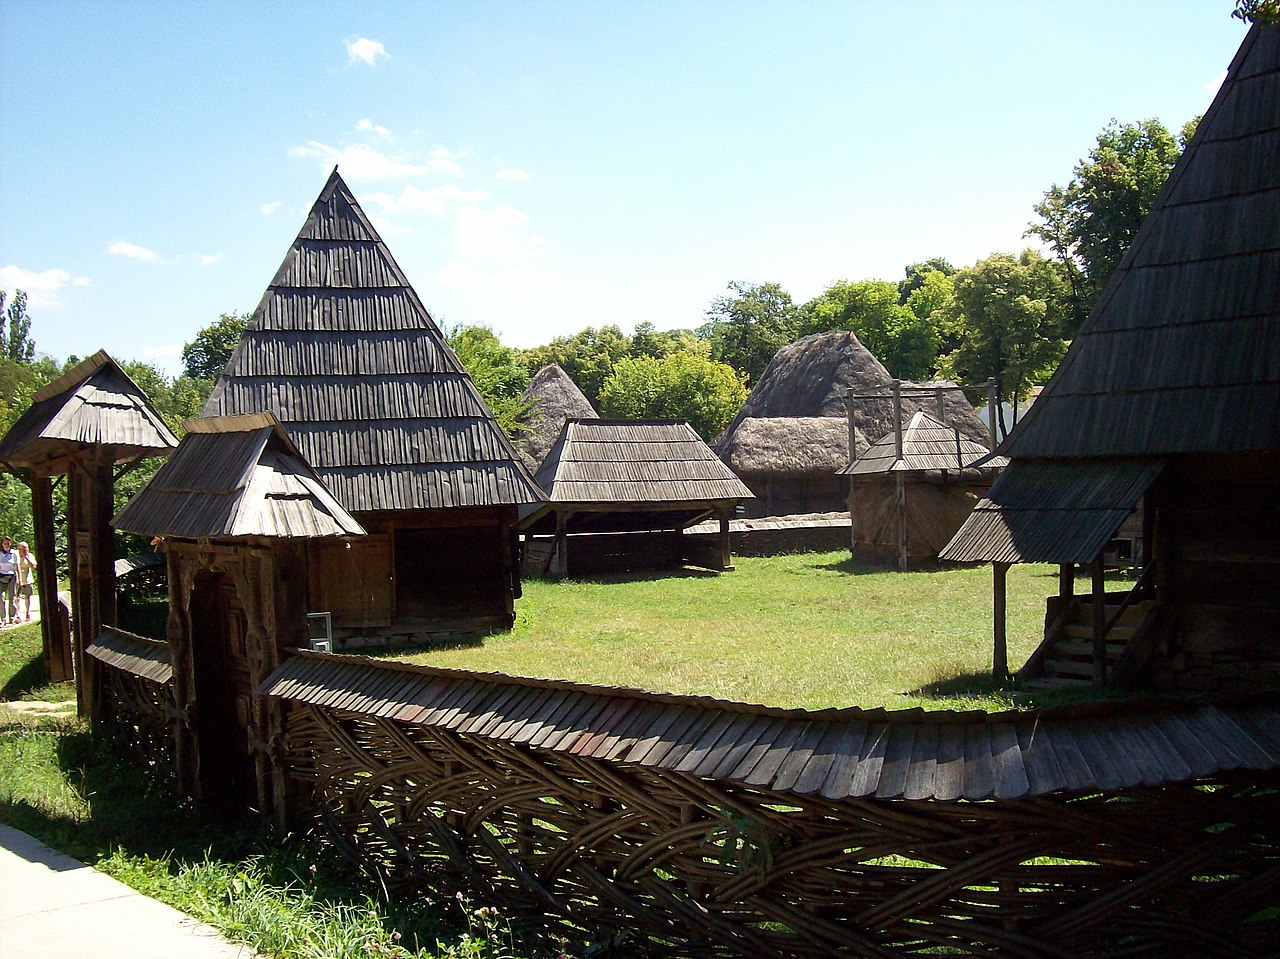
[0, 350, 177, 708]
[840, 410, 1005, 569]
[513, 363, 597, 471]
[521, 419, 754, 577]
[713, 331, 988, 517]
[112, 412, 364, 814]
[941, 23, 1280, 692]
[202, 169, 544, 643]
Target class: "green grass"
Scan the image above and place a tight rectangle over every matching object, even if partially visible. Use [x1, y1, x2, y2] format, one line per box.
[0, 619, 74, 705]
[387, 552, 1132, 712]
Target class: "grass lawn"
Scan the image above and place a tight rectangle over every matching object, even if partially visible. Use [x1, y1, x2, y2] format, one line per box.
[388, 551, 1128, 712]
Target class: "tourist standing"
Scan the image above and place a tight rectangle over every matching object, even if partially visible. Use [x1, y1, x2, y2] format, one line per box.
[0, 537, 18, 625]
[16, 541, 37, 622]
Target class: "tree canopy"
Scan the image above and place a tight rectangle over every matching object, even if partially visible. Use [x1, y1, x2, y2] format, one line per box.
[181, 311, 249, 381]
[517, 325, 634, 407]
[697, 281, 802, 386]
[598, 352, 747, 440]
[447, 324, 531, 437]
[801, 278, 941, 381]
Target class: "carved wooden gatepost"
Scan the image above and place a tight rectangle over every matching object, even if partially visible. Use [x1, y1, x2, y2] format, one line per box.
[0, 351, 176, 713]
[112, 413, 364, 822]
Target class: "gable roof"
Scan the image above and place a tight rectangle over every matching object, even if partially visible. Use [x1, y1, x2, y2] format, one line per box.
[514, 364, 597, 470]
[840, 410, 1008, 476]
[0, 350, 177, 470]
[202, 169, 543, 513]
[1001, 24, 1280, 460]
[113, 412, 365, 540]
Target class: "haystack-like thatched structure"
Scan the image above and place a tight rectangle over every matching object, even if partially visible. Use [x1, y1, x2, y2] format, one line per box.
[714, 331, 988, 517]
[521, 419, 753, 577]
[840, 410, 1005, 568]
[943, 23, 1280, 692]
[202, 169, 543, 642]
[514, 364, 597, 471]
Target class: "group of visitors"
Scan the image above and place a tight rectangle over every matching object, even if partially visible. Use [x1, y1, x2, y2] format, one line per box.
[0, 535, 37, 626]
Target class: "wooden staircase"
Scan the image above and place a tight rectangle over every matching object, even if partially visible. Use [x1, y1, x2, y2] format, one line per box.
[1021, 598, 1160, 689]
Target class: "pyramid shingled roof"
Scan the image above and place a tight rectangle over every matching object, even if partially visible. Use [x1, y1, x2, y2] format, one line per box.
[0, 349, 177, 470]
[1001, 24, 1280, 460]
[840, 410, 1008, 476]
[203, 169, 543, 512]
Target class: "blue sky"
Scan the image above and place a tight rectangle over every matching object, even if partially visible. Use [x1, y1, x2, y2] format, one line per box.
[0, 1, 1248, 377]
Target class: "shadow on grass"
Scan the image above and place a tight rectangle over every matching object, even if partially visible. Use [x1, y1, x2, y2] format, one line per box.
[531, 565, 722, 586]
[907, 669, 1146, 711]
[1, 652, 47, 700]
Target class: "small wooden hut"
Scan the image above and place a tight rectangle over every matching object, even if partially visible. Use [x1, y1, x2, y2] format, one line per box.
[513, 363, 597, 471]
[521, 419, 754, 577]
[202, 169, 544, 643]
[840, 409, 1005, 569]
[111, 412, 364, 815]
[0, 350, 177, 711]
[713, 331, 988, 517]
[942, 23, 1280, 692]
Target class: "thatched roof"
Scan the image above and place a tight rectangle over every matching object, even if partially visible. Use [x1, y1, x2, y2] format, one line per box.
[514, 364, 597, 470]
[840, 410, 1008, 476]
[522, 419, 753, 534]
[114, 412, 365, 540]
[203, 169, 543, 513]
[713, 331, 988, 474]
[0, 349, 177, 470]
[942, 25, 1280, 564]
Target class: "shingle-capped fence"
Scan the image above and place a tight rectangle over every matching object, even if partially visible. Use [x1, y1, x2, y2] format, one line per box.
[87, 636, 1280, 957]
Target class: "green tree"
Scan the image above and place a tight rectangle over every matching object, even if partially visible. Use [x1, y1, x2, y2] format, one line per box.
[447, 324, 531, 437]
[697, 281, 802, 386]
[598, 352, 748, 440]
[1029, 118, 1189, 332]
[897, 257, 956, 305]
[181, 311, 249, 381]
[802, 278, 941, 380]
[938, 250, 1069, 434]
[517, 325, 634, 407]
[0, 290, 36, 364]
[631, 322, 707, 361]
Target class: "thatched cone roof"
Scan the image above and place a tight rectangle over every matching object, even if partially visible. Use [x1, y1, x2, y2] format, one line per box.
[515, 364, 598, 470]
[713, 331, 988, 475]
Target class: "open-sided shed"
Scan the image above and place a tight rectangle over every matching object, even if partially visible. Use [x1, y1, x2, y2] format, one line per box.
[201, 169, 544, 643]
[521, 419, 753, 577]
[942, 23, 1280, 692]
[0, 350, 176, 709]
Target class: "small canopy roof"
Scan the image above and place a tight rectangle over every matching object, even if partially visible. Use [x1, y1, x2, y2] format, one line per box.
[114, 412, 365, 540]
[0, 350, 177, 471]
[522, 419, 754, 534]
[840, 410, 1008, 477]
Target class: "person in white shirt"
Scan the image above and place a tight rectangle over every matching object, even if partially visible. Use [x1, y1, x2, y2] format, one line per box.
[0, 536, 18, 625]
[16, 542, 37, 622]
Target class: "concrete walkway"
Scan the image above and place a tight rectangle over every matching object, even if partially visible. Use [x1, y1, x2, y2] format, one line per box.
[0, 825, 257, 958]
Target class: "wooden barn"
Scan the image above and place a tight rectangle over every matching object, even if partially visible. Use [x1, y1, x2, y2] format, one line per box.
[202, 169, 544, 643]
[111, 412, 364, 814]
[513, 363, 597, 471]
[942, 22, 1280, 692]
[840, 409, 1005, 569]
[0, 350, 177, 709]
[713, 331, 988, 517]
[521, 419, 754, 577]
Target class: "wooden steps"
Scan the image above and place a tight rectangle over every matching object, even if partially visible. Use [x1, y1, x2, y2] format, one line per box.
[1024, 599, 1158, 686]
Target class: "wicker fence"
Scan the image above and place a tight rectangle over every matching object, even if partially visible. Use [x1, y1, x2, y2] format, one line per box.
[85, 635, 1280, 957]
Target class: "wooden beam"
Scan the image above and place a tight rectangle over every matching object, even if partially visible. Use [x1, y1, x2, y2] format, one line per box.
[66, 470, 91, 717]
[993, 562, 1009, 680]
[1092, 559, 1107, 686]
[1059, 563, 1074, 601]
[986, 377, 998, 451]
[31, 475, 71, 683]
[554, 509, 569, 580]
[718, 508, 733, 572]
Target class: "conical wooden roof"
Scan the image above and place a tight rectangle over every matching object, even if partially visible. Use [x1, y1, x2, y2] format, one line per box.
[840, 410, 1007, 475]
[203, 169, 543, 512]
[1002, 24, 1280, 459]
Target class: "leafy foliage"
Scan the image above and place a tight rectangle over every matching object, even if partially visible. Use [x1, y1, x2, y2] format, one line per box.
[0, 291, 36, 364]
[697, 281, 802, 386]
[597, 352, 747, 439]
[516, 325, 634, 407]
[181, 311, 248, 381]
[1234, 0, 1280, 26]
[801, 279, 941, 380]
[446, 325, 531, 437]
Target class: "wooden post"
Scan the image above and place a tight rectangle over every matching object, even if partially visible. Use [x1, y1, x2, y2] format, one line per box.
[90, 455, 117, 632]
[32, 474, 71, 683]
[892, 379, 904, 462]
[845, 389, 857, 465]
[718, 508, 733, 571]
[934, 385, 946, 423]
[66, 468, 92, 717]
[554, 509, 568, 580]
[1092, 558, 1107, 686]
[986, 378, 998, 451]
[1059, 563, 1074, 601]
[168, 550, 197, 799]
[892, 381, 906, 570]
[1141, 488, 1155, 577]
[993, 562, 1009, 680]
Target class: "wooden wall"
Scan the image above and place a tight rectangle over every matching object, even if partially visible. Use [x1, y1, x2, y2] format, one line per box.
[738, 473, 848, 519]
[849, 475, 990, 567]
[1150, 452, 1280, 692]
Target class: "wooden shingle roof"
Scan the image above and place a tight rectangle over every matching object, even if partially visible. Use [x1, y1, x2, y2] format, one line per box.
[840, 410, 1008, 476]
[113, 412, 365, 540]
[262, 651, 1280, 801]
[0, 350, 177, 470]
[203, 169, 543, 513]
[85, 628, 173, 684]
[1000, 24, 1280, 460]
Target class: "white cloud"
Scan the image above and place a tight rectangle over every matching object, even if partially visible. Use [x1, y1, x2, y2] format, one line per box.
[496, 168, 530, 181]
[260, 200, 282, 215]
[368, 184, 491, 219]
[142, 343, 183, 360]
[426, 146, 466, 175]
[289, 141, 433, 180]
[198, 253, 223, 266]
[0, 265, 87, 308]
[356, 118, 392, 139]
[453, 204, 542, 261]
[346, 37, 388, 66]
[1204, 70, 1227, 93]
[109, 241, 160, 263]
